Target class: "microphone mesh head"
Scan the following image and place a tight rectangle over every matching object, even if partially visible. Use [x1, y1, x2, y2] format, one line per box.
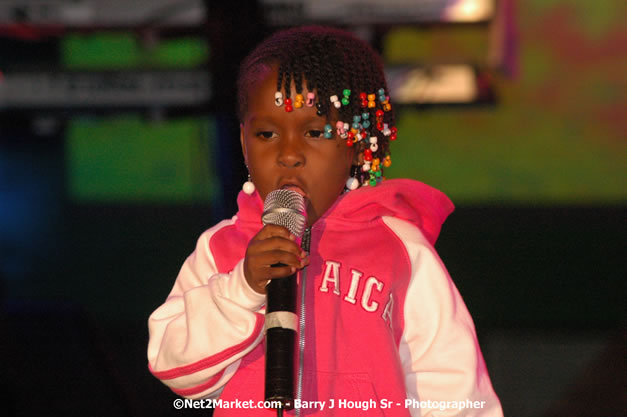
[262, 189, 307, 237]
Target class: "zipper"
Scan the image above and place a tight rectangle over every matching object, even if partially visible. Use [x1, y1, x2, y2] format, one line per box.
[295, 227, 311, 417]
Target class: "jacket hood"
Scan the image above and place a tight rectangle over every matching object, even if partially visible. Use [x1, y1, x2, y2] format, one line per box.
[236, 179, 454, 246]
[321, 179, 454, 245]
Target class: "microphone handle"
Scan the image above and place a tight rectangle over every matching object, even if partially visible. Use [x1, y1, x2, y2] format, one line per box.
[265, 270, 297, 409]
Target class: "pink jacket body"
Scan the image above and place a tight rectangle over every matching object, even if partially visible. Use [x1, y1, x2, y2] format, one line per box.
[148, 179, 503, 416]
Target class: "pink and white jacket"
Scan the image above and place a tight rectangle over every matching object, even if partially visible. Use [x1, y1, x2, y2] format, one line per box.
[148, 179, 503, 416]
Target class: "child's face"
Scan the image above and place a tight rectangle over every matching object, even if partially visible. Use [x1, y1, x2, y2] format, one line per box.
[240, 65, 355, 227]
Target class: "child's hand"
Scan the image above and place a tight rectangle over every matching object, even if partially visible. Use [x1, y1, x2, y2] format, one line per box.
[244, 224, 309, 294]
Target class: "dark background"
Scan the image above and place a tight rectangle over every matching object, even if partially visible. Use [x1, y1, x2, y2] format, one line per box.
[1, 1, 625, 416]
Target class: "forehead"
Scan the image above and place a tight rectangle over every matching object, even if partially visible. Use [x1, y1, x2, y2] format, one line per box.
[245, 63, 277, 110]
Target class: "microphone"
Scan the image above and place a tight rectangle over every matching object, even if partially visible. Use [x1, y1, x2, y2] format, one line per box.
[262, 189, 306, 414]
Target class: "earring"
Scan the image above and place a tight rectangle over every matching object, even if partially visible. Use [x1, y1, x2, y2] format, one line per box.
[345, 176, 359, 191]
[243, 172, 255, 195]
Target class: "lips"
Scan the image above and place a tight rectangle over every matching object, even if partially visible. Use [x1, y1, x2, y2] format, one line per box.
[279, 180, 307, 198]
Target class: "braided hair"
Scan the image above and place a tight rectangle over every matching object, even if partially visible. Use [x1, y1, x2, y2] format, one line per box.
[237, 26, 397, 188]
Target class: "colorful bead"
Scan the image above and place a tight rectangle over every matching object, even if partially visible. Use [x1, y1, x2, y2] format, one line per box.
[364, 149, 373, 161]
[382, 123, 391, 136]
[285, 98, 293, 112]
[324, 124, 333, 138]
[362, 163, 371, 172]
[367, 93, 376, 108]
[352, 122, 360, 130]
[362, 119, 370, 129]
[382, 101, 391, 112]
[370, 143, 379, 152]
[369, 136, 378, 144]
[295, 94, 304, 109]
[359, 92, 368, 107]
[346, 139, 354, 147]
[390, 126, 398, 141]
[342, 89, 351, 106]
[375, 109, 384, 118]
[353, 115, 361, 123]
[384, 155, 392, 167]
[306, 92, 315, 107]
[274, 91, 283, 106]
[336, 121, 347, 138]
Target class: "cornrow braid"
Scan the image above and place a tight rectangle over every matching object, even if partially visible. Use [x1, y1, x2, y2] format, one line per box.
[276, 62, 283, 93]
[283, 59, 292, 100]
[237, 26, 397, 189]
[302, 39, 313, 92]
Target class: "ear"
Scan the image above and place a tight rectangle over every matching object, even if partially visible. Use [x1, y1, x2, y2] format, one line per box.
[239, 123, 248, 166]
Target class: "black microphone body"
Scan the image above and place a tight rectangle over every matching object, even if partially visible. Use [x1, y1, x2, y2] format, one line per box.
[265, 273, 297, 408]
[261, 189, 306, 411]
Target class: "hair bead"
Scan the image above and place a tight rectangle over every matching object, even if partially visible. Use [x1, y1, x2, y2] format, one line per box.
[316, 102, 324, 116]
[306, 92, 315, 107]
[359, 92, 368, 108]
[274, 91, 284, 106]
[294, 94, 304, 108]
[324, 124, 333, 138]
[342, 89, 351, 106]
[367, 93, 376, 108]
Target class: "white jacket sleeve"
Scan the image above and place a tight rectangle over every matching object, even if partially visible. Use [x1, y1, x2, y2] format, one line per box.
[383, 217, 503, 417]
[147, 219, 266, 398]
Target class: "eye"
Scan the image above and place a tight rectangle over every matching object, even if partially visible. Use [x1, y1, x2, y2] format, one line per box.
[305, 129, 324, 138]
[255, 131, 277, 139]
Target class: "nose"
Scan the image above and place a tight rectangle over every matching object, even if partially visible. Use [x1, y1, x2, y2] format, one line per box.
[277, 134, 305, 168]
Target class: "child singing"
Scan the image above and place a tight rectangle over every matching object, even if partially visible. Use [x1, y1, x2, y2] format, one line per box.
[148, 26, 503, 417]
